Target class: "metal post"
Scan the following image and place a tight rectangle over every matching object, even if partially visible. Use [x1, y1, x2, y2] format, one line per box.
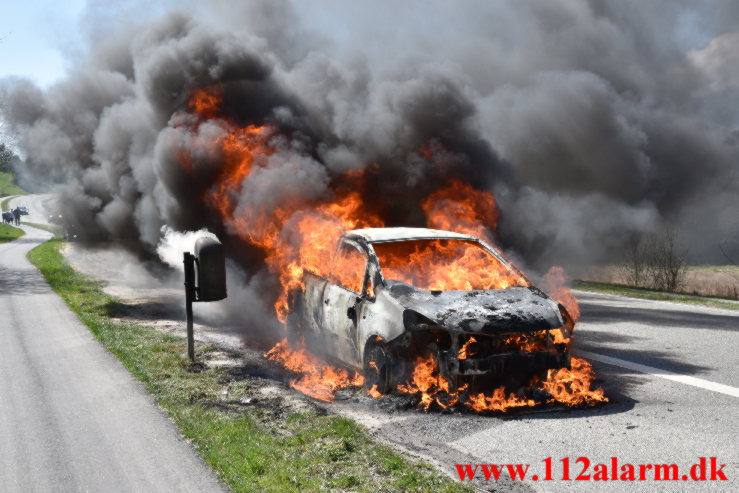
[183, 252, 196, 361]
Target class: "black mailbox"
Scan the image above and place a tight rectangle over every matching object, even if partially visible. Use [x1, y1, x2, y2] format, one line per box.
[194, 237, 227, 301]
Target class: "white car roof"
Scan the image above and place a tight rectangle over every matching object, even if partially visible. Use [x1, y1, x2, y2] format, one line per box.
[345, 227, 478, 243]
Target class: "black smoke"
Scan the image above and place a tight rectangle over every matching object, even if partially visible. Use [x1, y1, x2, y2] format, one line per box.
[2, 0, 739, 275]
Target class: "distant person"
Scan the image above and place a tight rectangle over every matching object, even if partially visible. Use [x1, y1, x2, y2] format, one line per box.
[12, 207, 21, 226]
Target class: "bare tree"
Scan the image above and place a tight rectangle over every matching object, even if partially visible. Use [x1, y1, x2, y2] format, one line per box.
[620, 227, 687, 292]
[619, 236, 647, 286]
[649, 227, 687, 292]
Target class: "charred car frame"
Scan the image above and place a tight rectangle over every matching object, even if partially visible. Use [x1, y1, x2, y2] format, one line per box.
[288, 228, 574, 394]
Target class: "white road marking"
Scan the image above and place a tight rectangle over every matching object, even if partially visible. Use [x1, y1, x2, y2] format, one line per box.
[579, 350, 739, 399]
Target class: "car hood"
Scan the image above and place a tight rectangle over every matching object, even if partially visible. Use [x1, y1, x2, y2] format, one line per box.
[386, 281, 564, 334]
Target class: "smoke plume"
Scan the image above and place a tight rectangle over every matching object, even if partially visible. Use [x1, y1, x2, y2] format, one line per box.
[2, 0, 739, 307]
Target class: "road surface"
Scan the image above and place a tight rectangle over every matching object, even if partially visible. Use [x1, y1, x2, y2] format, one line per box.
[0, 195, 228, 492]
[333, 281, 739, 491]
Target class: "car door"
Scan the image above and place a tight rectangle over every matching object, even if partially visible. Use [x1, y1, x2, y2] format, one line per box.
[300, 272, 330, 338]
[321, 240, 368, 368]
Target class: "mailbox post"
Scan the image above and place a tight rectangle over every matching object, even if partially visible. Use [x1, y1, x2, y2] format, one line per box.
[183, 236, 227, 362]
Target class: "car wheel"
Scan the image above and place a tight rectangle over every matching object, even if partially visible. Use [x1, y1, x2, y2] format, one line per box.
[364, 342, 394, 394]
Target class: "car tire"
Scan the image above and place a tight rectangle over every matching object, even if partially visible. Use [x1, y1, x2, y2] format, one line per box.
[364, 342, 394, 394]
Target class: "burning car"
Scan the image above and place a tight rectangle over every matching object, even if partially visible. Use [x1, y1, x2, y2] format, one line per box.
[287, 227, 574, 397]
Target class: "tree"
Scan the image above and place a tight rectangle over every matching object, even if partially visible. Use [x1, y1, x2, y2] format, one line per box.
[620, 236, 647, 287]
[0, 143, 16, 173]
[619, 227, 687, 292]
[651, 227, 688, 292]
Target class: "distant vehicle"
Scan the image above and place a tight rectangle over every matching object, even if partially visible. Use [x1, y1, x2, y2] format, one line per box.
[287, 227, 573, 394]
[18, 206, 29, 215]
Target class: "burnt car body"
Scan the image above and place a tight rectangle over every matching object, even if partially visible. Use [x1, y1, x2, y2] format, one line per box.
[288, 227, 573, 393]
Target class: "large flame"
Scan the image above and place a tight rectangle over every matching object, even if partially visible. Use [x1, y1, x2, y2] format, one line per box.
[397, 354, 465, 410]
[177, 88, 606, 412]
[373, 239, 528, 291]
[422, 179, 498, 241]
[394, 351, 607, 413]
[542, 265, 581, 322]
[265, 339, 364, 402]
[543, 357, 608, 406]
[178, 89, 381, 321]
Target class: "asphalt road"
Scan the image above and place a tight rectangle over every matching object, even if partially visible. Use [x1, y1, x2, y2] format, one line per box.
[0, 195, 227, 492]
[334, 281, 739, 492]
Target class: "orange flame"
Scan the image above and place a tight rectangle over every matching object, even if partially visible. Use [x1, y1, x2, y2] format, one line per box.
[209, 124, 276, 215]
[542, 265, 581, 322]
[466, 388, 537, 413]
[367, 385, 383, 399]
[550, 328, 570, 345]
[393, 351, 607, 413]
[179, 88, 605, 410]
[397, 354, 464, 410]
[458, 337, 477, 360]
[189, 87, 222, 119]
[374, 239, 528, 291]
[543, 357, 608, 406]
[265, 339, 364, 402]
[422, 179, 498, 242]
[179, 90, 381, 322]
[503, 332, 548, 352]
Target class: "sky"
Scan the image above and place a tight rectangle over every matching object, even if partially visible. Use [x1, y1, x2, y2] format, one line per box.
[0, 0, 88, 87]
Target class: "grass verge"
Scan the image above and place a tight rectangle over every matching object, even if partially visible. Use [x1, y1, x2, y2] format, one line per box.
[1, 195, 13, 212]
[574, 280, 739, 311]
[0, 171, 27, 197]
[27, 238, 470, 493]
[0, 223, 24, 244]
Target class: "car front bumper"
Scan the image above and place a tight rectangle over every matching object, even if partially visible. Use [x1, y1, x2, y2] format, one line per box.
[437, 349, 570, 377]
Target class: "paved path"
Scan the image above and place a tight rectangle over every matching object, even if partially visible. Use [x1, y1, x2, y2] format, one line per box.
[0, 195, 228, 492]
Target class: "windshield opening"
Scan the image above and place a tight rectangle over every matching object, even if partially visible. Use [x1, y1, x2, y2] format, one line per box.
[372, 239, 529, 291]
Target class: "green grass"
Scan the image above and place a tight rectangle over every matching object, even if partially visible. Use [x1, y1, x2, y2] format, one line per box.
[27, 238, 470, 493]
[0, 223, 24, 243]
[1, 196, 12, 212]
[574, 280, 739, 311]
[0, 171, 27, 197]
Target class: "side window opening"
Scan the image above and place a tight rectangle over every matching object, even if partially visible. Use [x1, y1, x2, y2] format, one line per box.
[366, 274, 375, 299]
[331, 242, 367, 294]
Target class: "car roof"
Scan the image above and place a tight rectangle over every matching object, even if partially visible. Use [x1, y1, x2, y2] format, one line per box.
[344, 227, 479, 243]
